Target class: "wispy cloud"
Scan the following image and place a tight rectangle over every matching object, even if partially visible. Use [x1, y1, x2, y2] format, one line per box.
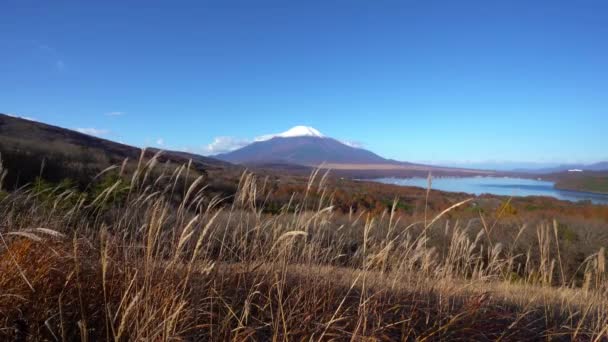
[156, 138, 165, 146]
[37, 43, 65, 71]
[202, 136, 250, 155]
[341, 140, 364, 148]
[207, 127, 321, 151]
[253, 134, 275, 142]
[76, 128, 110, 137]
[105, 111, 125, 116]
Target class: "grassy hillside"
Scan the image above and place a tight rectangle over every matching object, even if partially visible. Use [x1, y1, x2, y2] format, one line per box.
[1, 154, 608, 340]
[0, 113, 233, 190]
[553, 172, 608, 194]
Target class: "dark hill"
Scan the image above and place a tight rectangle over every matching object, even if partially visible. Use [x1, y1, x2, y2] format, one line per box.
[0, 113, 230, 189]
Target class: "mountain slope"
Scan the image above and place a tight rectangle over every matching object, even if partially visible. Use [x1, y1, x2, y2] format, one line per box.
[515, 162, 608, 174]
[0, 113, 230, 188]
[216, 135, 394, 165]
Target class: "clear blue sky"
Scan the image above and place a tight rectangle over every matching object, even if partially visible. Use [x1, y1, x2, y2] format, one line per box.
[1, 0, 607, 167]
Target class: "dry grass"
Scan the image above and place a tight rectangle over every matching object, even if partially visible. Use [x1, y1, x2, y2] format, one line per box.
[1, 153, 608, 341]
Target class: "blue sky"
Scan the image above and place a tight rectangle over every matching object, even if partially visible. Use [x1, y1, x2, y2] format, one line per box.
[1, 0, 607, 167]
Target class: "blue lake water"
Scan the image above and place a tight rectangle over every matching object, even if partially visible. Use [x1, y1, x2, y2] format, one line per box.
[374, 177, 608, 205]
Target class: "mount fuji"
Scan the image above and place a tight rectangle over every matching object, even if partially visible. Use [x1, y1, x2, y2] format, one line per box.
[215, 126, 396, 166]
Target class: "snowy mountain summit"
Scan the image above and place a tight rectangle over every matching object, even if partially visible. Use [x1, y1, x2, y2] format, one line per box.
[255, 126, 325, 142]
[277, 126, 324, 138]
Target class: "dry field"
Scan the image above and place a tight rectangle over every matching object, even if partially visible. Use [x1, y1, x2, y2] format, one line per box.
[1, 154, 608, 341]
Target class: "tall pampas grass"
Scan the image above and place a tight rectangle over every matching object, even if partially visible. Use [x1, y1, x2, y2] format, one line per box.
[0, 153, 607, 340]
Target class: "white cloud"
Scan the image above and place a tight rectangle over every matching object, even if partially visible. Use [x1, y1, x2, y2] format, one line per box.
[202, 136, 250, 155]
[76, 128, 110, 136]
[156, 138, 165, 146]
[254, 134, 275, 142]
[341, 140, 364, 148]
[105, 111, 125, 116]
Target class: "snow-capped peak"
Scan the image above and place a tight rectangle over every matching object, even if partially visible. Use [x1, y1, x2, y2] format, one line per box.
[277, 126, 324, 138]
[255, 126, 324, 141]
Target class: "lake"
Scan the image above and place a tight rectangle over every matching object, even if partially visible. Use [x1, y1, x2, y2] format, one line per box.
[373, 176, 608, 205]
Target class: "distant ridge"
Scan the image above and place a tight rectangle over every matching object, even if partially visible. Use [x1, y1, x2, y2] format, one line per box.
[515, 162, 608, 174]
